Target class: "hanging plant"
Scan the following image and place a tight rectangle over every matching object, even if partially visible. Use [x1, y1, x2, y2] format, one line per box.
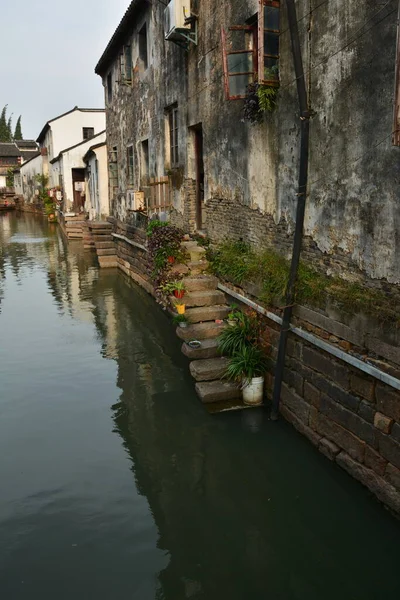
[243, 81, 279, 124]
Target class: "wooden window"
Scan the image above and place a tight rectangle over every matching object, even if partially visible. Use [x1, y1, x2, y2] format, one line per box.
[107, 73, 113, 103]
[83, 127, 94, 141]
[127, 145, 134, 186]
[394, 8, 400, 146]
[125, 45, 133, 82]
[222, 1, 280, 100]
[139, 23, 148, 71]
[222, 26, 257, 100]
[109, 146, 119, 196]
[258, 0, 280, 85]
[141, 140, 149, 181]
[169, 107, 179, 167]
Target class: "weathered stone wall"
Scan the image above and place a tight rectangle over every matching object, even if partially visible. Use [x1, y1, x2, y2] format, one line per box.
[99, 0, 399, 294]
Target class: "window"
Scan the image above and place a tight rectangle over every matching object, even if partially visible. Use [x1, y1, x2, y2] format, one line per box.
[83, 127, 95, 141]
[120, 45, 133, 84]
[139, 23, 148, 71]
[109, 146, 119, 196]
[394, 12, 400, 146]
[141, 140, 149, 181]
[107, 72, 113, 103]
[167, 106, 179, 167]
[222, 0, 280, 100]
[127, 145, 134, 186]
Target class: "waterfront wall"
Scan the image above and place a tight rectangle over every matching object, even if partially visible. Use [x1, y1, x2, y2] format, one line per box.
[104, 221, 400, 514]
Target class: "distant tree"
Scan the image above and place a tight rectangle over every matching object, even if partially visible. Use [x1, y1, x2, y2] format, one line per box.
[0, 105, 9, 142]
[7, 114, 13, 140]
[14, 116, 23, 140]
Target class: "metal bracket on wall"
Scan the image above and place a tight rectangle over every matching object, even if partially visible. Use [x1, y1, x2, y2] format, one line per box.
[169, 16, 198, 50]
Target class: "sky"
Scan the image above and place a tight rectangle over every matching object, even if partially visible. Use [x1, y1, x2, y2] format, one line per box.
[0, 0, 130, 140]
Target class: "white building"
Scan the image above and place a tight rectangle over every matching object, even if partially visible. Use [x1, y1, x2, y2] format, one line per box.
[50, 130, 107, 214]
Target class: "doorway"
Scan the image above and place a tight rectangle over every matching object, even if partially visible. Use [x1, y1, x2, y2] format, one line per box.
[71, 168, 86, 213]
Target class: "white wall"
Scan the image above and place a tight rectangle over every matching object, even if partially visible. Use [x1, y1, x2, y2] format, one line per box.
[46, 109, 106, 160]
[57, 132, 107, 212]
[85, 143, 109, 220]
[19, 154, 48, 203]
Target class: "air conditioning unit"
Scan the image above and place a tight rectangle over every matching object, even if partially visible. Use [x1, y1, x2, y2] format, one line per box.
[164, 0, 190, 40]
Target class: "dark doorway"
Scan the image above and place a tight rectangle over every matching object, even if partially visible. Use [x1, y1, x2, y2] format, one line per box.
[192, 124, 204, 231]
[72, 168, 86, 213]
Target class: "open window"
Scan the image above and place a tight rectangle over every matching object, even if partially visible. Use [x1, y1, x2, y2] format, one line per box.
[222, 0, 280, 100]
[394, 9, 400, 146]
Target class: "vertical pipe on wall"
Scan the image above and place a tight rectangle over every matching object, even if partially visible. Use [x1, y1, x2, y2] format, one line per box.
[271, 0, 312, 420]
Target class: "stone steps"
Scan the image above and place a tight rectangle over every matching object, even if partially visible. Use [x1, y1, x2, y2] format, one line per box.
[185, 289, 226, 307]
[183, 275, 218, 292]
[98, 256, 118, 268]
[93, 235, 113, 242]
[181, 339, 221, 360]
[176, 322, 226, 342]
[195, 381, 241, 404]
[189, 357, 229, 382]
[97, 248, 117, 256]
[185, 304, 229, 323]
[187, 260, 209, 275]
[95, 241, 115, 249]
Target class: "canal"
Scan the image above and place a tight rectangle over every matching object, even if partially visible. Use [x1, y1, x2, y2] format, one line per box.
[0, 212, 399, 599]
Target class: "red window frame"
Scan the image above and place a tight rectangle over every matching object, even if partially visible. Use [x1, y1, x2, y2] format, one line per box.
[258, 0, 280, 87]
[222, 25, 257, 100]
[394, 6, 400, 146]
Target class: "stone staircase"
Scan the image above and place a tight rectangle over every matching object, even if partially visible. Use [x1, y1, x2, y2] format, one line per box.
[173, 241, 245, 410]
[89, 222, 118, 268]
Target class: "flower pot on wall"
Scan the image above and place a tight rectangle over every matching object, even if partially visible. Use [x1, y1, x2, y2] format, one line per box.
[242, 376, 264, 406]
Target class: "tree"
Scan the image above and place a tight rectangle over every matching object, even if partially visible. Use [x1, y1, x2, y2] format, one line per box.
[0, 105, 9, 142]
[7, 115, 13, 140]
[14, 116, 23, 140]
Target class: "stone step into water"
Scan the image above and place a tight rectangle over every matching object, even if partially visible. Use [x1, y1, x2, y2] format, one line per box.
[181, 339, 221, 360]
[195, 381, 241, 404]
[183, 275, 219, 292]
[185, 305, 229, 323]
[176, 322, 226, 342]
[189, 357, 230, 382]
[183, 290, 226, 308]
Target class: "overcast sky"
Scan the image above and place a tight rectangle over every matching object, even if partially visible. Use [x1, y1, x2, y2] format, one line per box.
[0, 0, 130, 140]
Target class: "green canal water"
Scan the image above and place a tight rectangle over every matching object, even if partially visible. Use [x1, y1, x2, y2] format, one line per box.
[0, 212, 399, 600]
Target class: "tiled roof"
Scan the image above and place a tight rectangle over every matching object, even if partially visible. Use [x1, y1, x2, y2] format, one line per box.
[37, 107, 105, 144]
[15, 140, 38, 150]
[95, 0, 149, 76]
[0, 143, 21, 157]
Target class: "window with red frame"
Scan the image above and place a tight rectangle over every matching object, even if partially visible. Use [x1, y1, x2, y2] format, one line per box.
[222, 0, 280, 100]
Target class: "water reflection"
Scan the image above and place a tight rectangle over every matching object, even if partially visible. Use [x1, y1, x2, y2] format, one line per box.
[1, 213, 400, 600]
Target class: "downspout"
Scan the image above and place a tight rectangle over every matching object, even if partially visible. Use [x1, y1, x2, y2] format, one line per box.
[271, 0, 312, 420]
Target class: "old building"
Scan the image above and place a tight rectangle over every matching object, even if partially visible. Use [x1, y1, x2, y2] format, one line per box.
[83, 140, 110, 221]
[95, 0, 399, 288]
[0, 143, 21, 189]
[14, 139, 39, 164]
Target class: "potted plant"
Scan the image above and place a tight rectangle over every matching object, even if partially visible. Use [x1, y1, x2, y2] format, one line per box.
[227, 304, 241, 327]
[225, 345, 267, 406]
[167, 255, 176, 264]
[173, 314, 189, 328]
[173, 280, 186, 299]
[174, 299, 186, 315]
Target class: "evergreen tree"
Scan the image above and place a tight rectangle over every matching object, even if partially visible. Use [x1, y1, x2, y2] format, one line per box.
[6, 115, 13, 141]
[0, 105, 9, 142]
[14, 116, 23, 140]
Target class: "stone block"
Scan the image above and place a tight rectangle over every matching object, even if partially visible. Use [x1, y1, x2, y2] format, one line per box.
[364, 446, 387, 476]
[183, 275, 218, 291]
[185, 305, 229, 324]
[281, 383, 310, 424]
[189, 357, 230, 382]
[336, 452, 400, 515]
[195, 380, 241, 404]
[286, 338, 303, 361]
[283, 367, 304, 396]
[304, 381, 321, 408]
[316, 413, 365, 463]
[309, 405, 319, 430]
[376, 385, 400, 422]
[350, 373, 375, 402]
[183, 290, 226, 308]
[176, 322, 226, 342]
[365, 336, 400, 367]
[181, 339, 220, 360]
[307, 369, 360, 412]
[320, 394, 377, 448]
[385, 463, 400, 491]
[319, 438, 340, 461]
[378, 433, 400, 470]
[358, 400, 375, 424]
[374, 412, 393, 434]
[293, 305, 364, 347]
[303, 346, 350, 390]
[391, 422, 400, 443]
[280, 405, 321, 447]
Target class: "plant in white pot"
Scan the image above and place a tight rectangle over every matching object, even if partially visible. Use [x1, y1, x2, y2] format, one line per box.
[225, 345, 267, 406]
[173, 314, 189, 328]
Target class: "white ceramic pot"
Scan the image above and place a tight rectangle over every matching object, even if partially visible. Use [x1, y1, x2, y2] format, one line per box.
[227, 319, 238, 327]
[242, 376, 264, 406]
